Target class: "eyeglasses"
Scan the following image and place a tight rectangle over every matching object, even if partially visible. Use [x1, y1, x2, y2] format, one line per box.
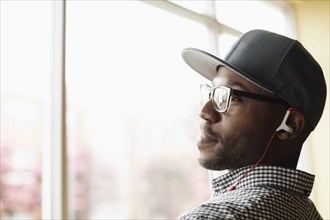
[200, 84, 288, 113]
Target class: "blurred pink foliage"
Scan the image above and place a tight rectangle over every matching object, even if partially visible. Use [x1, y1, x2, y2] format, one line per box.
[0, 145, 41, 218]
[69, 148, 91, 218]
[1, 145, 92, 219]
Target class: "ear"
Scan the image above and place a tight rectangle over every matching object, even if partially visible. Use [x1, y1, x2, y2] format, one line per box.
[277, 110, 306, 141]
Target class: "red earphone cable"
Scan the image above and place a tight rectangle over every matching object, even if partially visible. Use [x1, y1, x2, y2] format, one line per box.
[226, 108, 295, 192]
[227, 131, 277, 192]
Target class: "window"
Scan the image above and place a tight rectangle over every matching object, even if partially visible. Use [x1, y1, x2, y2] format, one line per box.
[1, 1, 295, 219]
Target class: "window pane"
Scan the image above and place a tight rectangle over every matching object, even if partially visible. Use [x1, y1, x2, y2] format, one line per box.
[0, 2, 52, 219]
[66, 1, 210, 219]
[218, 33, 239, 58]
[215, 1, 292, 36]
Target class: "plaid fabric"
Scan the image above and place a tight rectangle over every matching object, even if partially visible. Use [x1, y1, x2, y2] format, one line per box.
[178, 165, 322, 220]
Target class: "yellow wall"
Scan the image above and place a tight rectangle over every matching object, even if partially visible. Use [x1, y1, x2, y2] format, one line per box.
[289, 1, 329, 218]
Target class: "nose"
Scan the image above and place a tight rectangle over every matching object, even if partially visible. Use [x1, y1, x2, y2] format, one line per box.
[199, 99, 220, 123]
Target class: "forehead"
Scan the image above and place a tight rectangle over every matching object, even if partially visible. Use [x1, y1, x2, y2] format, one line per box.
[212, 67, 273, 96]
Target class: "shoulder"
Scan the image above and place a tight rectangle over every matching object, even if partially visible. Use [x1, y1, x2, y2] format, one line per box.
[178, 186, 321, 220]
[177, 190, 258, 220]
[177, 201, 236, 220]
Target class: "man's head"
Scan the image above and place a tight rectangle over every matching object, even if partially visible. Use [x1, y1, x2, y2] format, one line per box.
[182, 29, 326, 170]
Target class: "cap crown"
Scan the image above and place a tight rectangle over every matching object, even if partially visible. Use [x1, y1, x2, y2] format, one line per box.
[225, 30, 326, 129]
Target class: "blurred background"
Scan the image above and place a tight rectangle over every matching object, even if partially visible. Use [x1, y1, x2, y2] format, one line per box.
[1, 1, 329, 219]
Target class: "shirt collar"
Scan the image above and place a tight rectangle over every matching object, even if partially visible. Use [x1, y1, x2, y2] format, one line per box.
[212, 165, 315, 197]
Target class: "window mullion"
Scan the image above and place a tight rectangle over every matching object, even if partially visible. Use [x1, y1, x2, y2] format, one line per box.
[142, 0, 238, 34]
[42, 1, 67, 219]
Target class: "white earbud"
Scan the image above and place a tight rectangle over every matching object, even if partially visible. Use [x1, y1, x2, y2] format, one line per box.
[276, 108, 294, 133]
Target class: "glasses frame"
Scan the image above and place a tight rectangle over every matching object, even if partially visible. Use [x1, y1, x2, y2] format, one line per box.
[200, 84, 289, 113]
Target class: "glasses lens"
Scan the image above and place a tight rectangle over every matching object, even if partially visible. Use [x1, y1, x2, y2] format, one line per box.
[200, 84, 211, 106]
[213, 87, 230, 112]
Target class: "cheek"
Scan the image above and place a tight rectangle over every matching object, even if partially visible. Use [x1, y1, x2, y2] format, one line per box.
[217, 109, 273, 144]
[214, 102, 283, 140]
[220, 113, 255, 134]
[230, 105, 276, 130]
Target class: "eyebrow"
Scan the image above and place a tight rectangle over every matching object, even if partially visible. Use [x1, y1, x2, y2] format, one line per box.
[212, 79, 249, 92]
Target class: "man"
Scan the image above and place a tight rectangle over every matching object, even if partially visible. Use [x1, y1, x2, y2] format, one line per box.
[179, 30, 326, 219]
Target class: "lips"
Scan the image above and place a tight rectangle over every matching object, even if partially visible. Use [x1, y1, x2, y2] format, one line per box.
[198, 131, 218, 144]
[197, 123, 219, 148]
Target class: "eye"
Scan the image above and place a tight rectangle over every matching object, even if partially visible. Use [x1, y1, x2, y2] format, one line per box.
[231, 95, 242, 102]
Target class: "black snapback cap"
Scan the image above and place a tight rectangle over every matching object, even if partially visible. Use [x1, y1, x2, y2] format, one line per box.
[182, 29, 327, 130]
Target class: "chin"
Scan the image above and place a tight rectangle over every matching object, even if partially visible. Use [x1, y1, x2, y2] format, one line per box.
[197, 149, 246, 171]
[198, 156, 227, 171]
[197, 142, 227, 170]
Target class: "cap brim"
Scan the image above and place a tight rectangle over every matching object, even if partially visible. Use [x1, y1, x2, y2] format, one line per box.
[181, 48, 272, 93]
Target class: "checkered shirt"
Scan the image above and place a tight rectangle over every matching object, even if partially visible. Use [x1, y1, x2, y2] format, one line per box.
[178, 165, 322, 220]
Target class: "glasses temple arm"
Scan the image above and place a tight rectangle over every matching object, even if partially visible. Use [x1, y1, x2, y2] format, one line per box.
[233, 90, 289, 106]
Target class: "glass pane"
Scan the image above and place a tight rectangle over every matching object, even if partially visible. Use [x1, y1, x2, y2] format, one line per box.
[215, 1, 291, 36]
[66, 1, 211, 219]
[0, 1, 52, 219]
[218, 33, 239, 58]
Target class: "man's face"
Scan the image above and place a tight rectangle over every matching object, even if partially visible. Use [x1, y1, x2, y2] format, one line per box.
[197, 67, 286, 171]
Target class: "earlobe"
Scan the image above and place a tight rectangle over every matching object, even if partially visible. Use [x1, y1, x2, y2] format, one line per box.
[277, 110, 305, 141]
